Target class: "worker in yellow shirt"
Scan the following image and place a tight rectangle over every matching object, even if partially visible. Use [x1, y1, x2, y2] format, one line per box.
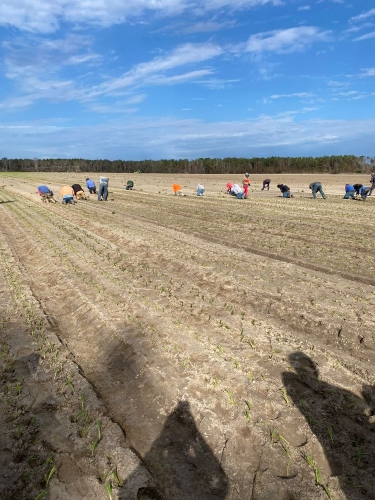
[60, 185, 75, 204]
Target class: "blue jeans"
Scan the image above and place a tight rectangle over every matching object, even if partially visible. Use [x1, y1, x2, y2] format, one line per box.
[98, 183, 108, 200]
[343, 191, 355, 199]
[62, 195, 74, 204]
[196, 188, 205, 196]
[312, 184, 325, 199]
[283, 191, 291, 198]
[361, 188, 370, 201]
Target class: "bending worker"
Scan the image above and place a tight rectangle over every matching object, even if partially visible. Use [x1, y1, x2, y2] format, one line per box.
[60, 185, 75, 204]
[98, 176, 109, 201]
[86, 178, 96, 194]
[309, 181, 326, 199]
[277, 184, 291, 198]
[72, 183, 86, 200]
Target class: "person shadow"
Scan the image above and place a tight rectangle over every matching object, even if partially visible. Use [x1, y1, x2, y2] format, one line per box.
[282, 352, 375, 500]
[119, 400, 229, 500]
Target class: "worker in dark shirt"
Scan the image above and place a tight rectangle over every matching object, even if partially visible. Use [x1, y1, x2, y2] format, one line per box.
[277, 184, 291, 198]
[353, 183, 363, 196]
[71, 184, 86, 200]
[261, 179, 271, 191]
[309, 181, 326, 199]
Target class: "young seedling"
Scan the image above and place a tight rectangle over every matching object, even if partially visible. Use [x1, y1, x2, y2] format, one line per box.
[62, 373, 75, 394]
[106, 481, 113, 500]
[91, 420, 102, 455]
[112, 467, 122, 487]
[299, 400, 308, 411]
[225, 389, 236, 405]
[44, 465, 56, 487]
[328, 426, 334, 443]
[304, 453, 332, 499]
[34, 491, 47, 500]
[281, 388, 289, 405]
[244, 400, 252, 421]
[15, 377, 22, 396]
[354, 442, 367, 467]
[344, 394, 355, 410]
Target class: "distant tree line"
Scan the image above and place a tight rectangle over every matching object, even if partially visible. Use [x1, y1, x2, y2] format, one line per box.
[1, 155, 374, 174]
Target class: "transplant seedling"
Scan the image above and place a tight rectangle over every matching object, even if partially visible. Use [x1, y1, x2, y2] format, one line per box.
[34, 491, 47, 500]
[106, 481, 113, 500]
[62, 373, 75, 394]
[112, 467, 122, 487]
[225, 389, 236, 405]
[15, 377, 22, 396]
[244, 401, 252, 422]
[44, 465, 56, 487]
[91, 420, 102, 455]
[281, 388, 289, 405]
[328, 426, 334, 443]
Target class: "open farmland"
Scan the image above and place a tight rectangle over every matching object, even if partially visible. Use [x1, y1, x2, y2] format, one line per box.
[0, 172, 374, 500]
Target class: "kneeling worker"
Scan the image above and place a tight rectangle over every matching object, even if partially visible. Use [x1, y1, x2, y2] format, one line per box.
[61, 185, 75, 204]
[86, 178, 96, 194]
[72, 183, 86, 200]
[37, 185, 56, 203]
[277, 184, 292, 198]
[359, 185, 371, 201]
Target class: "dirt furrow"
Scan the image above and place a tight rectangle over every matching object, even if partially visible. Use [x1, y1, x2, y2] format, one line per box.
[1, 175, 375, 500]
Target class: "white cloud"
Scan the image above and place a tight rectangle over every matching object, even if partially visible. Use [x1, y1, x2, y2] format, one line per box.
[167, 19, 237, 34]
[327, 80, 349, 87]
[244, 26, 330, 54]
[3, 34, 98, 82]
[269, 92, 314, 99]
[298, 6, 311, 11]
[360, 68, 375, 77]
[90, 43, 223, 97]
[1, 113, 374, 159]
[0, 0, 285, 33]
[350, 8, 375, 23]
[0, 41, 222, 111]
[147, 69, 215, 85]
[196, 77, 240, 89]
[343, 22, 374, 34]
[354, 31, 375, 42]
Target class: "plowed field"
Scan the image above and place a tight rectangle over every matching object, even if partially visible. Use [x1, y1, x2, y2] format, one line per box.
[0, 173, 374, 500]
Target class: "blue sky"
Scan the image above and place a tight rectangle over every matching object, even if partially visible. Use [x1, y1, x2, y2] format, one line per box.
[0, 0, 374, 160]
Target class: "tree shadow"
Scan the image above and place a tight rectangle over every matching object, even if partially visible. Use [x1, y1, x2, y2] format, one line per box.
[282, 352, 375, 499]
[119, 400, 229, 500]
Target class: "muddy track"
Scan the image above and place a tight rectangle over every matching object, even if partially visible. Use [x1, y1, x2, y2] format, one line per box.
[1, 179, 375, 500]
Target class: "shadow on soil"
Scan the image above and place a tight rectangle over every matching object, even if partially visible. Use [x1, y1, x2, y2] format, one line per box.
[120, 400, 228, 500]
[282, 352, 375, 500]
[0, 200, 15, 204]
[0, 347, 61, 500]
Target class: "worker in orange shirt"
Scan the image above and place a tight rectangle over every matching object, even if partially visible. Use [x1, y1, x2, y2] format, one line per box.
[60, 185, 75, 204]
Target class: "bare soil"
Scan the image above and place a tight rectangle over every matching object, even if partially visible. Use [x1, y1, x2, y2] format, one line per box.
[0, 172, 374, 500]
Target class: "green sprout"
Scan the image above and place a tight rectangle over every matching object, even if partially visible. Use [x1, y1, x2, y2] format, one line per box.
[91, 420, 102, 455]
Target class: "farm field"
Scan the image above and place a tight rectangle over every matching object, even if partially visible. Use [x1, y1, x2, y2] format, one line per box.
[0, 172, 374, 500]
